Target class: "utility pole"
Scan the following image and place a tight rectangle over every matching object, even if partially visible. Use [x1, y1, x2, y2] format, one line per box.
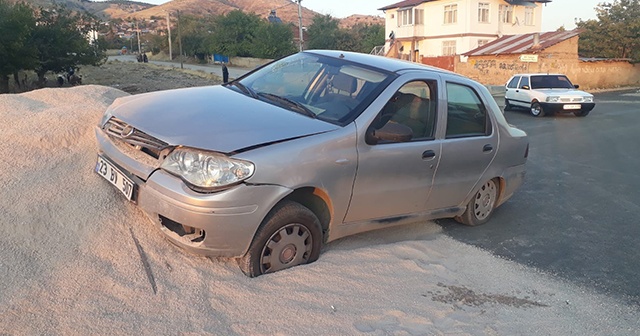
[136, 21, 141, 54]
[177, 10, 183, 69]
[166, 12, 172, 61]
[297, 0, 303, 51]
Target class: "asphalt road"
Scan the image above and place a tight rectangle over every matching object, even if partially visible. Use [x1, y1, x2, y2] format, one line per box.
[440, 89, 640, 305]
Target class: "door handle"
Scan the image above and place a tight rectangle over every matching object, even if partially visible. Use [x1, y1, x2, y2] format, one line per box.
[422, 150, 436, 159]
[515, 90, 520, 92]
[483, 144, 493, 152]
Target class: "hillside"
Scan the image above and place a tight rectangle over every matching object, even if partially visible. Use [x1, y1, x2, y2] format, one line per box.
[14, 0, 383, 28]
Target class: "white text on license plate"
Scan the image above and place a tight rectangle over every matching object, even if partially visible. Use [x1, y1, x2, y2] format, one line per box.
[563, 104, 581, 110]
[95, 155, 135, 200]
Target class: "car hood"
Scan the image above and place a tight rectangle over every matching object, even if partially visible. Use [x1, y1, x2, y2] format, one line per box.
[534, 89, 592, 97]
[107, 85, 339, 153]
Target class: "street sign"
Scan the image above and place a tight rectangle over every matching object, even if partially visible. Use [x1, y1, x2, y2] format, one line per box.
[520, 54, 539, 63]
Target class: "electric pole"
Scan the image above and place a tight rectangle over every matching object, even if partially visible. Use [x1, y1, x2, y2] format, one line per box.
[297, 0, 303, 51]
[166, 12, 172, 61]
[136, 21, 141, 54]
[177, 10, 183, 69]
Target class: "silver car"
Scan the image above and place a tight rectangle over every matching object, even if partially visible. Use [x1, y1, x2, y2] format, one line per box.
[95, 50, 528, 277]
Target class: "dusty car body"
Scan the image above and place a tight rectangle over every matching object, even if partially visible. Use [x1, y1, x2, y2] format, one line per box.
[95, 50, 528, 277]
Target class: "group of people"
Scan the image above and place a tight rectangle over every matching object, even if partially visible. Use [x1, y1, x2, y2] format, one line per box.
[137, 52, 149, 63]
[57, 67, 82, 86]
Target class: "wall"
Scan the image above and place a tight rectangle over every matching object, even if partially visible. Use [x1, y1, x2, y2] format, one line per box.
[452, 36, 640, 90]
[229, 57, 273, 69]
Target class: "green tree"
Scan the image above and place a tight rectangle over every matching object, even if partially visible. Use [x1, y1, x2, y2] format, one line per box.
[0, 0, 37, 93]
[576, 0, 640, 61]
[306, 14, 340, 50]
[31, 5, 106, 83]
[251, 22, 296, 59]
[176, 14, 209, 60]
[207, 10, 262, 57]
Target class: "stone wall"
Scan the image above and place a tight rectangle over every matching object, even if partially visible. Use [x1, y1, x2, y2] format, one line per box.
[450, 36, 640, 90]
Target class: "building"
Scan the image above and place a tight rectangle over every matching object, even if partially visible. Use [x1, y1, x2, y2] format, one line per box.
[378, 0, 551, 61]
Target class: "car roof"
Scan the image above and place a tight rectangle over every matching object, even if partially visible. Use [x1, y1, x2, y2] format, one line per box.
[305, 50, 463, 77]
[511, 73, 568, 77]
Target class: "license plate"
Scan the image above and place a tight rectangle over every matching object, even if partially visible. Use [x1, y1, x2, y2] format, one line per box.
[95, 155, 135, 200]
[563, 104, 581, 110]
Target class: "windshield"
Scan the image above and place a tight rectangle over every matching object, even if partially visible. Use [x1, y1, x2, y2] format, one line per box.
[530, 75, 575, 89]
[232, 52, 394, 125]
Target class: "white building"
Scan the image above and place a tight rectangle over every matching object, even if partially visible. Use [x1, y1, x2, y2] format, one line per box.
[378, 0, 551, 60]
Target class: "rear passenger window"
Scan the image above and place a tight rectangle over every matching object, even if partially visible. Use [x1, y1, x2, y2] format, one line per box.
[445, 82, 491, 138]
[507, 76, 521, 89]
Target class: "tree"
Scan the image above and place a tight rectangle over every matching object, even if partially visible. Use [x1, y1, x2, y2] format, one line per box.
[251, 22, 296, 59]
[207, 10, 262, 57]
[0, 0, 37, 93]
[306, 14, 340, 50]
[31, 5, 106, 83]
[576, 0, 640, 61]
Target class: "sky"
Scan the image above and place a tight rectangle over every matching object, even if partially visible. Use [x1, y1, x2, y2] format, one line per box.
[138, 0, 602, 32]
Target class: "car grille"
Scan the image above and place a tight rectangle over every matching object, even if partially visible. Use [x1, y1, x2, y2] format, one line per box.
[560, 97, 584, 103]
[104, 117, 168, 159]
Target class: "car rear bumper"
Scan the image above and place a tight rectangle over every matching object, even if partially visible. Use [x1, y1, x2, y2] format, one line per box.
[498, 163, 526, 207]
[95, 126, 291, 258]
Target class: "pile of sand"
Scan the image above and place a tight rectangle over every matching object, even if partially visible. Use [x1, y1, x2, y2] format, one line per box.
[0, 86, 637, 334]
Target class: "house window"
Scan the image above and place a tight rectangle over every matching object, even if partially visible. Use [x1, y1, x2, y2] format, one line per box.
[499, 4, 513, 24]
[397, 8, 413, 26]
[478, 3, 490, 23]
[442, 40, 456, 55]
[525, 7, 535, 26]
[478, 39, 490, 47]
[444, 4, 457, 24]
[415, 9, 424, 25]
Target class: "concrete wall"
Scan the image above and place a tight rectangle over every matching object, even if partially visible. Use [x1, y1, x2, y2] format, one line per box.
[453, 36, 640, 90]
[229, 57, 273, 69]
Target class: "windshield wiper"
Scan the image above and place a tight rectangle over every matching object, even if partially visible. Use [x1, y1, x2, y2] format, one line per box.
[225, 81, 258, 99]
[258, 93, 316, 119]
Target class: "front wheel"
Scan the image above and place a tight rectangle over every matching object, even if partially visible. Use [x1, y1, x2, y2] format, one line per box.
[455, 179, 500, 226]
[504, 98, 513, 111]
[238, 201, 322, 277]
[573, 109, 590, 117]
[530, 102, 545, 117]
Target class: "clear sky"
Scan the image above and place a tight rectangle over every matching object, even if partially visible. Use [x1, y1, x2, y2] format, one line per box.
[138, 0, 602, 32]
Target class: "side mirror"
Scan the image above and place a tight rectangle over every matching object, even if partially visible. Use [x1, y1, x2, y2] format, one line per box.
[366, 123, 413, 145]
[521, 85, 530, 90]
[574, 84, 580, 89]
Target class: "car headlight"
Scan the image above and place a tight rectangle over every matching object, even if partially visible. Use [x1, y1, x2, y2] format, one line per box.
[584, 96, 594, 102]
[546, 96, 560, 103]
[161, 147, 255, 191]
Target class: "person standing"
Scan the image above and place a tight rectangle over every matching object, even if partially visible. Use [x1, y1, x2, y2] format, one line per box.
[222, 63, 229, 83]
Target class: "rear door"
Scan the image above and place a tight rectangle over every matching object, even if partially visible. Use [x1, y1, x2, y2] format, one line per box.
[426, 79, 498, 210]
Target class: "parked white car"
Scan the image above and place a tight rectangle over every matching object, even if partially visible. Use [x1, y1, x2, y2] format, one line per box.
[504, 74, 595, 117]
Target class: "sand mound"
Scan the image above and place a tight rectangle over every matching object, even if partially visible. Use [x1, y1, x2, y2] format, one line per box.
[0, 86, 637, 334]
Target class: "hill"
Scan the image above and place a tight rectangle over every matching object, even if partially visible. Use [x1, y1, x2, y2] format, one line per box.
[14, 0, 383, 28]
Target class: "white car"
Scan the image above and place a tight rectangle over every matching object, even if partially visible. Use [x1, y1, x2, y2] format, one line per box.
[504, 74, 595, 117]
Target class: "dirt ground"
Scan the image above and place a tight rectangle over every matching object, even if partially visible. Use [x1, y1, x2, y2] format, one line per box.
[9, 60, 223, 95]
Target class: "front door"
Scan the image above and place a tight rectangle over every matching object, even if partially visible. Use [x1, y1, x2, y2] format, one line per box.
[344, 79, 441, 223]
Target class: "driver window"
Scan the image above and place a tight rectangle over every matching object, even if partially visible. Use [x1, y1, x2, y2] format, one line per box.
[373, 80, 437, 142]
[520, 76, 530, 89]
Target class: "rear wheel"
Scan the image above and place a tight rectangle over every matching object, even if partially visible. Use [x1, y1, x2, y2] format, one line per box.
[238, 201, 322, 277]
[455, 179, 500, 226]
[530, 102, 545, 117]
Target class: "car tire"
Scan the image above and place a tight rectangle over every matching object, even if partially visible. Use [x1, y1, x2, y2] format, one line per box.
[573, 109, 590, 117]
[455, 179, 499, 226]
[530, 102, 545, 117]
[504, 98, 513, 111]
[238, 200, 323, 277]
